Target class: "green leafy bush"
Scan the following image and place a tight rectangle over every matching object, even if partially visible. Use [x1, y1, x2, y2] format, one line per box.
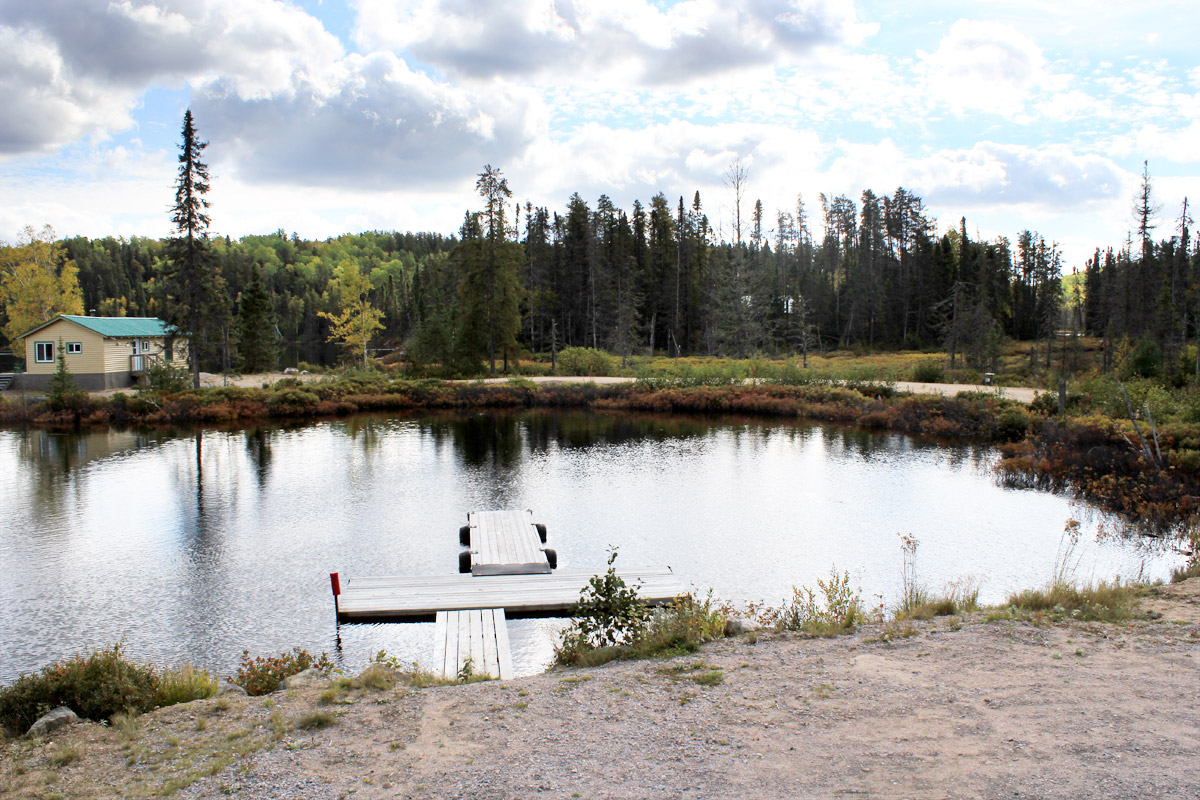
[563, 549, 649, 649]
[0, 644, 158, 736]
[555, 346, 614, 377]
[910, 360, 944, 383]
[232, 648, 334, 696]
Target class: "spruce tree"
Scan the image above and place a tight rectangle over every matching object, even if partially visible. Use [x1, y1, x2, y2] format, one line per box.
[237, 267, 277, 372]
[161, 109, 227, 388]
[45, 338, 84, 411]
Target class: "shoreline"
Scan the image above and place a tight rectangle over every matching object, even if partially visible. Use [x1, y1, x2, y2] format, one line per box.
[4, 588, 1199, 799]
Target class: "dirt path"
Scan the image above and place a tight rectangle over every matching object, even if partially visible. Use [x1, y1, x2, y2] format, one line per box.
[57, 371, 1040, 405]
[5, 593, 1198, 800]
[468, 375, 1043, 404]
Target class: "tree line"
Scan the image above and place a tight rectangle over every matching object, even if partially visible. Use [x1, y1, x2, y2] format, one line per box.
[1, 112, 1195, 382]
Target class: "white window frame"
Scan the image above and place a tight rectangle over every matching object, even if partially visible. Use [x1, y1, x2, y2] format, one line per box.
[34, 341, 54, 363]
[66, 342, 82, 354]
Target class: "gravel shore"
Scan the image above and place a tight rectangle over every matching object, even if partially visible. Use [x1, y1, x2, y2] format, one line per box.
[5, 600, 1199, 800]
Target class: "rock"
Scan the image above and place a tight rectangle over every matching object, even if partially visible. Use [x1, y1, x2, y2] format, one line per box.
[725, 616, 761, 636]
[217, 679, 248, 696]
[280, 667, 329, 691]
[283, 367, 299, 375]
[27, 707, 78, 737]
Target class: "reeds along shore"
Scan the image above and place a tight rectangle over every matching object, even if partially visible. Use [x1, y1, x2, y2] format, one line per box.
[2, 377, 1197, 534]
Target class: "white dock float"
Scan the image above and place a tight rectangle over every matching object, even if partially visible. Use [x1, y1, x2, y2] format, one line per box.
[336, 567, 686, 621]
[434, 608, 514, 680]
[465, 509, 550, 575]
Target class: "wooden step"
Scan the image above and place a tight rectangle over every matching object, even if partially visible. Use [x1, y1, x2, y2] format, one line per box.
[433, 608, 513, 680]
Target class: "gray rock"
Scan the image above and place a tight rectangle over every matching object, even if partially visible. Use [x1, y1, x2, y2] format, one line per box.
[27, 707, 78, 737]
[725, 616, 761, 637]
[217, 679, 248, 696]
[280, 667, 328, 691]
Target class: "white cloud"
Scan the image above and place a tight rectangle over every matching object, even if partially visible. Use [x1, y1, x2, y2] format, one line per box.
[916, 19, 1051, 115]
[354, 0, 877, 84]
[0, 0, 342, 153]
[193, 51, 542, 189]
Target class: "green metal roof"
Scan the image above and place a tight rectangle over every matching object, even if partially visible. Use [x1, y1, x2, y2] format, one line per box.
[20, 315, 175, 340]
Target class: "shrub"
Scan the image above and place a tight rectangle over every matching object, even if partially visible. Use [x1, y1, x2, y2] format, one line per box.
[139, 361, 190, 394]
[558, 549, 649, 652]
[0, 644, 158, 736]
[910, 360, 944, 383]
[231, 648, 334, 696]
[772, 568, 865, 636]
[556, 347, 614, 377]
[555, 591, 728, 668]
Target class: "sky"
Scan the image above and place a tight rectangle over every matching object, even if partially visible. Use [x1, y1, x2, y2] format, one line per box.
[1, 0, 1197, 268]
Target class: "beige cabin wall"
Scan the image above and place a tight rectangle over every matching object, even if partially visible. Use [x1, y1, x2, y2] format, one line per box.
[22, 321, 106, 376]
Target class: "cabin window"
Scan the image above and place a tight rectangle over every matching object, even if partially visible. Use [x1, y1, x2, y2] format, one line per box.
[66, 342, 82, 354]
[35, 342, 54, 363]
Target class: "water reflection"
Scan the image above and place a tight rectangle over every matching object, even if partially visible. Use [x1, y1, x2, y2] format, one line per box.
[0, 410, 1182, 685]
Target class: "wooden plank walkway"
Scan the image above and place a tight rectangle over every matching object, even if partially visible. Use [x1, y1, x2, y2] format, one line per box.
[337, 567, 686, 621]
[433, 608, 514, 680]
[465, 509, 550, 575]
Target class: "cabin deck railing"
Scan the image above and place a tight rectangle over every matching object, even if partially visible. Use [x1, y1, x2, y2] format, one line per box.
[131, 353, 162, 376]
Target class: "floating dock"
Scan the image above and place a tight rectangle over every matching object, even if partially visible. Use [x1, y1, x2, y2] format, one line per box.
[462, 509, 551, 575]
[331, 510, 685, 680]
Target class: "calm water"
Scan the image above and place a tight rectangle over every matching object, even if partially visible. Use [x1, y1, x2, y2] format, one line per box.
[0, 411, 1179, 682]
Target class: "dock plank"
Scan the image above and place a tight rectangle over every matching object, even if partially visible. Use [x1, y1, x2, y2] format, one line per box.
[339, 568, 685, 620]
[493, 608, 515, 680]
[434, 608, 513, 680]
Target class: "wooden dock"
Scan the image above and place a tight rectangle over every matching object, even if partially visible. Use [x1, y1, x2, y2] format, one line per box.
[464, 509, 551, 575]
[331, 510, 686, 681]
[336, 567, 685, 621]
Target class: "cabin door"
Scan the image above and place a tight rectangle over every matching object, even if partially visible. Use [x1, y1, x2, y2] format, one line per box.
[131, 339, 143, 372]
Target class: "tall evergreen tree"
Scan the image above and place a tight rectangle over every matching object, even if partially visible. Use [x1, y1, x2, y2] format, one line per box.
[161, 109, 227, 388]
[237, 266, 277, 372]
[456, 166, 524, 374]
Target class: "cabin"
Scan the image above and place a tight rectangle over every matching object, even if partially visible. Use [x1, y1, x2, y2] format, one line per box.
[14, 315, 188, 391]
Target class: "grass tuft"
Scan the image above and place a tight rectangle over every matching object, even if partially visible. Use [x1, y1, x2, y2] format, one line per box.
[155, 664, 219, 707]
[295, 710, 336, 730]
[1006, 580, 1136, 622]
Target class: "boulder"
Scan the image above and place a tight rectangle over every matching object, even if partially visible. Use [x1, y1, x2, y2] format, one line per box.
[217, 679, 248, 696]
[280, 667, 328, 691]
[724, 616, 761, 637]
[27, 707, 78, 737]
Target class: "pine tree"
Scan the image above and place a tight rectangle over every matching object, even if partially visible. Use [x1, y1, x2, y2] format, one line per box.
[161, 109, 228, 388]
[237, 267, 277, 372]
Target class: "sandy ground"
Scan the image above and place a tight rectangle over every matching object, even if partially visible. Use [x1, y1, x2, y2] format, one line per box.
[4, 584, 1198, 800]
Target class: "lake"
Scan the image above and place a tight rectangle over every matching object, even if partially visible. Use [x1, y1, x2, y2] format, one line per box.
[0, 410, 1179, 682]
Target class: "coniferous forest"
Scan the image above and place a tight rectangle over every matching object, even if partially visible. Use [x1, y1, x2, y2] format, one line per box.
[1, 164, 1196, 380]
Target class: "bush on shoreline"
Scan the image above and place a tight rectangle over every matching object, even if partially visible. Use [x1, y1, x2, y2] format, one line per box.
[0, 645, 215, 737]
